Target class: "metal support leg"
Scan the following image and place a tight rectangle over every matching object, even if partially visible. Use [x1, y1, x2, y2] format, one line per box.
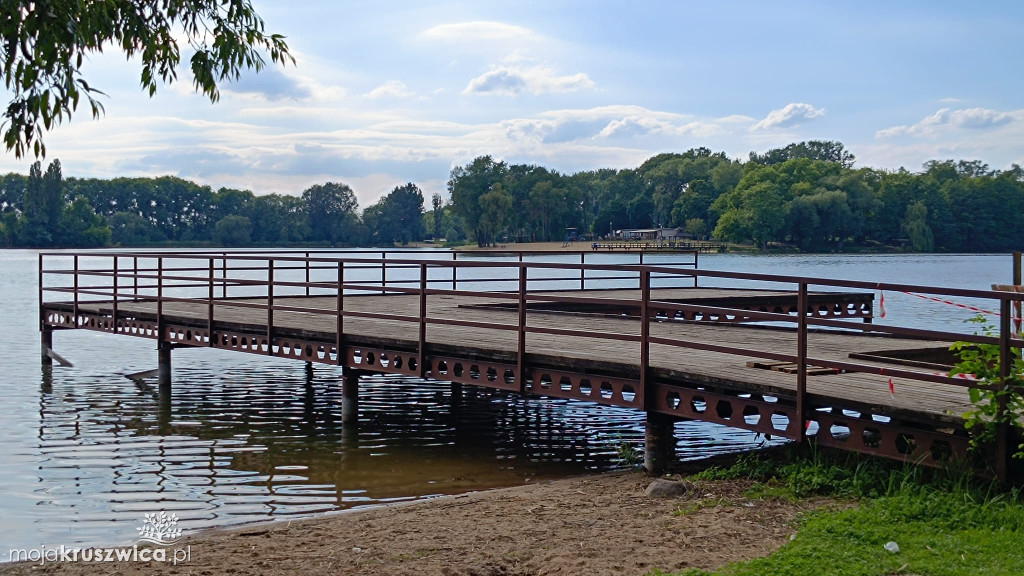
[342, 371, 359, 424]
[41, 326, 53, 366]
[305, 361, 314, 382]
[158, 342, 172, 393]
[451, 382, 463, 403]
[644, 412, 675, 475]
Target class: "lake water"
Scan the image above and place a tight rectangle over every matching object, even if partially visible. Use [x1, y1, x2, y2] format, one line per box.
[0, 249, 1015, 557]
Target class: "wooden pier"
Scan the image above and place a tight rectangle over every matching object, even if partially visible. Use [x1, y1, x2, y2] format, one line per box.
[38, 250, 1024, 478]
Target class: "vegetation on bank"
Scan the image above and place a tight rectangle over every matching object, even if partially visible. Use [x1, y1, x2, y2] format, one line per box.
[2, 140, 1023, 251]
[654, 450, 1024, 576]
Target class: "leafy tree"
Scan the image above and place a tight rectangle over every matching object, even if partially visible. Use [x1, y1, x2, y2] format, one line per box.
[449, 156, 509, 246]
[901, 201, 933, 251]
[594, 197, 629, 236]
[363, 183, 425, 245]
[302, 182, 359, 244]
[870, 170, 919, 244]
[431, 193, 444, 240]
[626, 193, 655, 228]
[712, 181, 788, 250]
[59, 195, 110, 246]
[1, 0, 293, 157]
[109, 211, 154, 245]
[476, 184, 514, 246]
[671, 179, 716, 227]
[437, 206, 467, 243]
[213, 188, 255, 223]
[251, 194, 309, 243]
[150, 176, 214, 240]
[684, 218, 706, 238]
[786, 189, 854, 251]
[19, 159, 61, 245]
[0, 172, 26, 213]
[749, 140, 856, 168]
[711, 160, 744, 195]
[1, 211, 19, 245]
[213, 215, 253, 246]
[527, 180, 560, 241]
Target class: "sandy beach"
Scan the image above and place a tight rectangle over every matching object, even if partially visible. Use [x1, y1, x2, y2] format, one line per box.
[1, 467, 823, 576]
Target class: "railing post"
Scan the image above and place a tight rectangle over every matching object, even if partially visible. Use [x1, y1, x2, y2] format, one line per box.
[518, 265, 527, 393]
[73, 255, 79, 326]
[37, 253, 44, 331]
[580, 252, 585, 290]
[221, 253, 228, 298]
[207, 258, 215, 346]
[693, 251, 699, 288]
[797, 282, 808, 445]
[305, 251, 311, 297]
[336, 261, 345, 366]
[997, 297, 1012, 482]
[381, 251, 387, 294]
[112, 256, 118, 332]
[266, 260, 274, 355]
[1014, 251, 1022, 339]
[640, 269, 651, 403]
[133, 256, 139, 299]
[418, 263, 428, 377]
[157, 257, 164, 340]
[452, 251, 458, 291]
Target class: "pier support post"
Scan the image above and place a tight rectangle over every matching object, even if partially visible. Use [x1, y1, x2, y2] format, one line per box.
[158, 342, 172, 393]
[451, 382, 463, 403]
[41, 326, 53, 366]
[305, 361, 314, 382]
[342, 370, 359, 424]
[644, 412, 675, 475]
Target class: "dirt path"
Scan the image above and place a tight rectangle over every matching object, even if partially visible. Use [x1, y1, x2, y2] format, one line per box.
[1, 470, 823, 576]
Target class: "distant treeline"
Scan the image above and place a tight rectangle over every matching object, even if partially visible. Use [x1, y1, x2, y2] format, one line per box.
[2, 140, 1023, 252]
[0, 160, 463, 247]
[448, 141, 1024, 252]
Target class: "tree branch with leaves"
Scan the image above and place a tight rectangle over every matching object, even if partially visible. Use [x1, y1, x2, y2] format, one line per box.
[1, 0, 294, 157]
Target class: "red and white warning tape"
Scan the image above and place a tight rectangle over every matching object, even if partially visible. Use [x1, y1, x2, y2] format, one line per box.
[876, 289, 1024, 323]
[900, 291, 1001, 317]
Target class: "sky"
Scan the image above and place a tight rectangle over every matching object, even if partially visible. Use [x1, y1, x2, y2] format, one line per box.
[2, 1, 1022, 207]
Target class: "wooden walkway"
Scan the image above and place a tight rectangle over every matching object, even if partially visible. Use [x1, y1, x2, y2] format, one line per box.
[46, 289, 969, 444]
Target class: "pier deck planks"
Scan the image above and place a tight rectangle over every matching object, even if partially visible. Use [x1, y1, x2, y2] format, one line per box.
[49, 287, 971, 426]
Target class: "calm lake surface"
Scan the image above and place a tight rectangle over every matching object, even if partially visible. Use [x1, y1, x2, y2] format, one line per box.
[0, 249, 1015, 556]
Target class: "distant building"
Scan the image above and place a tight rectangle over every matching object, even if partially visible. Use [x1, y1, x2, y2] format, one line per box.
[618, 228, 694, 242]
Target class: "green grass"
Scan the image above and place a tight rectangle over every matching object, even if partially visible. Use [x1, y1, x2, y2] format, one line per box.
[654, 449, 1024, 576]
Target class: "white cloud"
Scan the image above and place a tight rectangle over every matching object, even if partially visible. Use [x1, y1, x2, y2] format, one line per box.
[464, 66, 594, 95]
[876, 107, 1016, 138]
[420, 21, 538, 44]
[19, 101, 755, 205]
[363, 80, 415, 99]
[751, 103, 826, 131]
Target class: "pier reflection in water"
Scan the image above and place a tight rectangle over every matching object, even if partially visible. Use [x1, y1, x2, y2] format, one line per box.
[28, 348, 773, 550]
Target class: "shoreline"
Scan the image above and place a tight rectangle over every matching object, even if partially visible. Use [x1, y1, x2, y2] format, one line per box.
[0, 451, 818, 576]
[0, 468, 818, 576]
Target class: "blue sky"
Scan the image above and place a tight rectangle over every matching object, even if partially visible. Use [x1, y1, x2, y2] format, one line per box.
[2, 1, 1022, 207]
